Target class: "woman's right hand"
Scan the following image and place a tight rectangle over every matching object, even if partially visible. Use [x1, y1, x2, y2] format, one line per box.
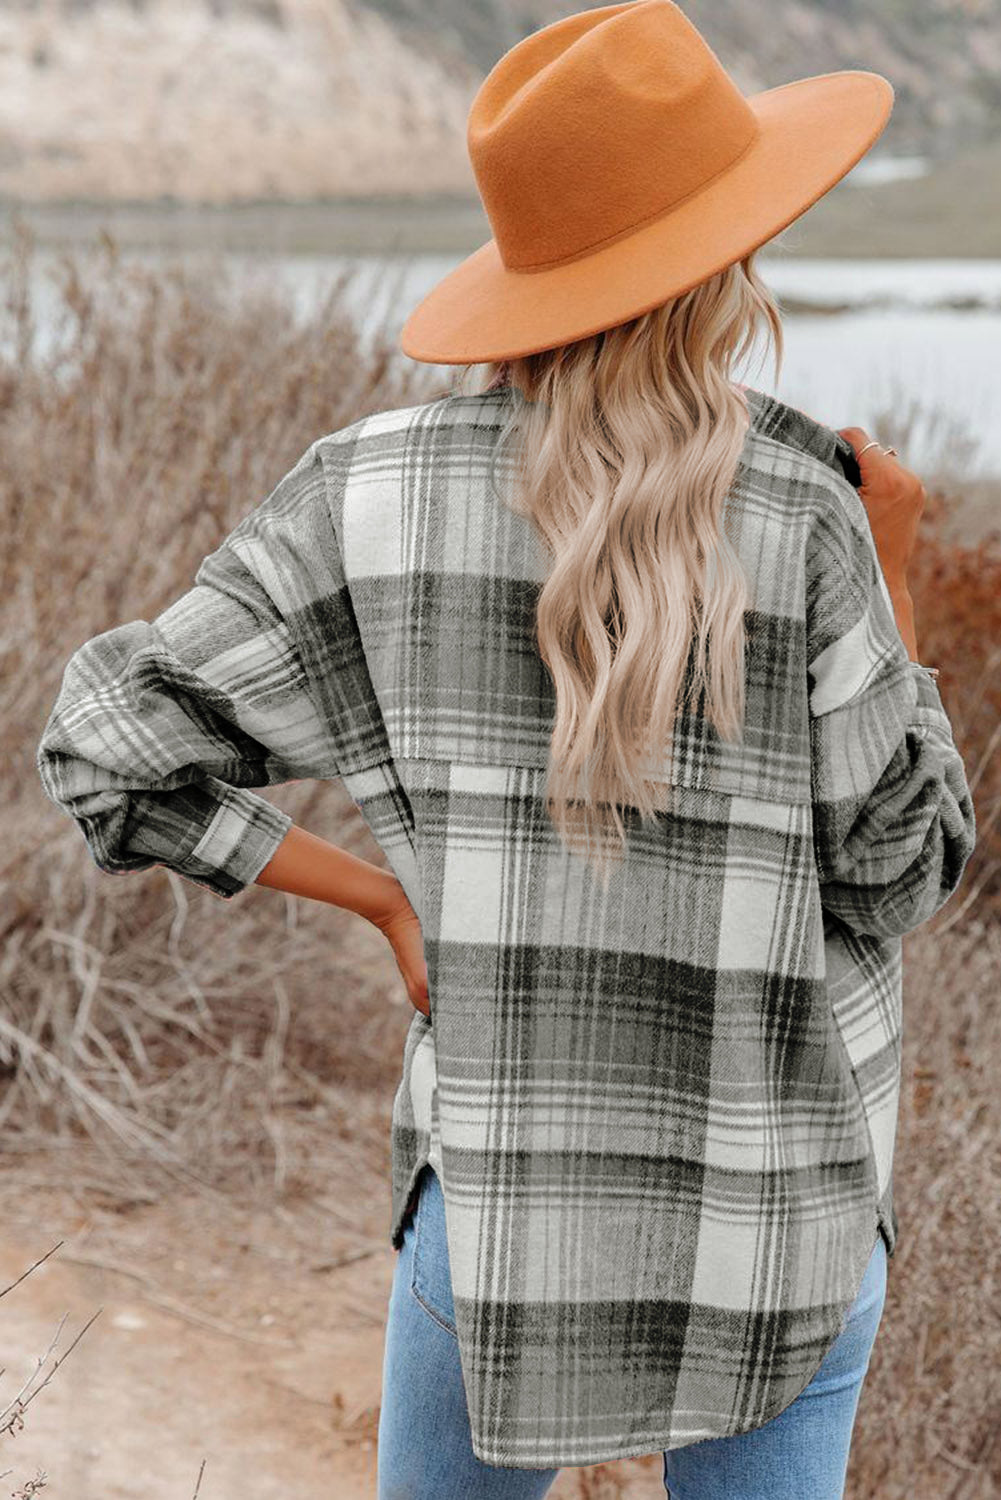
[373, 897, 431, 1018]
[836, 426, 926, 588]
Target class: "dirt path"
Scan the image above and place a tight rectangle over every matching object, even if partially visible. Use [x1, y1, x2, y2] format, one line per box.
[0, 1155, 662, 1499]
[0, 1158, 391, 1498]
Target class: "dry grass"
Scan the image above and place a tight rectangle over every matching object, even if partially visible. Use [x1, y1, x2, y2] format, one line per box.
[3, 214, 443, 1201]
[2, 218, 999, 1497]
[852, 915, 1001, 1500]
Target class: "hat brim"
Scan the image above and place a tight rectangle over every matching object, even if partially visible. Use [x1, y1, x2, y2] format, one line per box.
[399, 70, 893, 365]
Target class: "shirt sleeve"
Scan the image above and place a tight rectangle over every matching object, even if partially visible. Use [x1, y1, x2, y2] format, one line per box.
[806, 471, 977, 940]
[36, 439, 347, 900]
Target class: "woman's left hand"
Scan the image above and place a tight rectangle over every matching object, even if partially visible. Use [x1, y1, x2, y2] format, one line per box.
[372, 890, 430, 1017]
[836, 426, 926, 588]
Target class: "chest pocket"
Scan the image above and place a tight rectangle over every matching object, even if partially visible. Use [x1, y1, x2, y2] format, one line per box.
[377, 571, 810, 805]
[385, 571, 557, 772]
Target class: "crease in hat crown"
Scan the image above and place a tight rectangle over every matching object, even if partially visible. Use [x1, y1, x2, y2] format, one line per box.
[467, 0, 762, 273]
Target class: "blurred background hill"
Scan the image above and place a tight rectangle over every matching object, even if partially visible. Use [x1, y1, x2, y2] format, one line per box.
[1, 0, 1001, 254]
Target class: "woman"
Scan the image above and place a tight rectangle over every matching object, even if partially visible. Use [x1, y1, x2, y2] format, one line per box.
[36, 3, 976, 1498]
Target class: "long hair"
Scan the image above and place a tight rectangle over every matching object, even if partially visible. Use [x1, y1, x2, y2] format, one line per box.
[454, 249, 784, 888]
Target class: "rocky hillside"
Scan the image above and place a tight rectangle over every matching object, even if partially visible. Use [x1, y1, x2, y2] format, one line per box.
[0, 0, 480, 201]
[377, 0, 1001, 159]
[0, 0, 999, 204]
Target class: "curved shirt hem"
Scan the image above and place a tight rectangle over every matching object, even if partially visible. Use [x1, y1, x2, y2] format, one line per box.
[388, 1119, 892, 1470]
[461, 1209, 885, 1471]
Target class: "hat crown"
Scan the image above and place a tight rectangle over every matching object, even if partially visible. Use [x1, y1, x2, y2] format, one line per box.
[468, 0, 760, 273]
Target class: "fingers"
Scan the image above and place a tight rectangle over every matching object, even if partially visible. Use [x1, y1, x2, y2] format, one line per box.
[834, 426, 927, 585]
[407, 984, 431, 1017]
[836, 427, 926, 505]
[836, 426, 895, 468]
[407, 961, 431, 1016]
[836, 426, 870, 451]
[382, 910, 430, 1015]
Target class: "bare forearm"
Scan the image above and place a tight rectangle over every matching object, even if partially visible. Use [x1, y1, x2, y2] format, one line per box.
[834, 424, 924, 665]
[254, 823, 403, 926]
[886, 577, 919, 662]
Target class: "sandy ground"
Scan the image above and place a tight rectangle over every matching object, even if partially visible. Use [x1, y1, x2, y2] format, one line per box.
[0, 1155, 391, 1498]
[0, 1152, 665, 1499]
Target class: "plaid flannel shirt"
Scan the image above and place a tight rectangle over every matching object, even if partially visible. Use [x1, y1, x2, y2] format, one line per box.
[36, 383, 976, 1469]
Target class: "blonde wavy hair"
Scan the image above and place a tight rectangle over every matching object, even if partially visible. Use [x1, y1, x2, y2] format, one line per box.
[455, 249, 784, 888]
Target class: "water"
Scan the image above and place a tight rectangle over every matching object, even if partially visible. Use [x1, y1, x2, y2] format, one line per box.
[9, 244, 1001, 478]
[848, 154, 930, 186]
[755, 257, 1001, 309]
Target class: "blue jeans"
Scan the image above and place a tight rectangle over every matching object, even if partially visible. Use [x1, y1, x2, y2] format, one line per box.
[377, 1163, 887, 1500]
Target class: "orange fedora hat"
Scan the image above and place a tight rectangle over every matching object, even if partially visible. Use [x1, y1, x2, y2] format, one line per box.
[399, 0, 893, 365]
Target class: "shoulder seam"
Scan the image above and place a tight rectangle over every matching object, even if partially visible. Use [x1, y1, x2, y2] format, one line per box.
[744, 387, 861, 490]
[313, 392, 453, 451]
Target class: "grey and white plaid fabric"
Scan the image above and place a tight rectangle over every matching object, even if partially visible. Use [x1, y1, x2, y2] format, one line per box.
[37, 383, 976, 1468]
